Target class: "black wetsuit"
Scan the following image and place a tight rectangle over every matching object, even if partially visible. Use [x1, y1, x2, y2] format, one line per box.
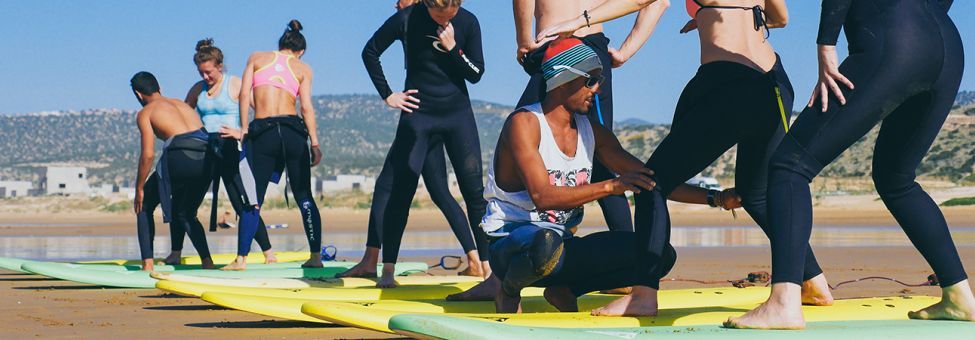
[137, 129, 213, 260]
[362, 3, 489, 263]
[518, 33, 633, 232]
[768, 0, 966, 286]
[633, 56, 826, 288]
[237, 116, 321, 256]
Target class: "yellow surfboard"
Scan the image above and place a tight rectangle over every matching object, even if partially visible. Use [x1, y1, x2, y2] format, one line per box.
[78, 251, 311, 266]
[153, 273, 482, 289]
[303, 295, 937, 333]
[156, 279, 509, 300]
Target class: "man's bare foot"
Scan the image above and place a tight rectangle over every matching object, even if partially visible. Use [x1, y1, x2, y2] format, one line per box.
[302, 253, 324, 268]
[376, 263, 398, 288]
[163, 251, 181, 265]
[544, 286, 578, 312]
[446, 274, 500, 301]
[724, 283, 805, 329]
[591, 285, 658, 316]
[495, 288, 523, 313]
[220, 257, 247, 271]
[141, 259, 154, 271]
[263, 250, 278, 264]
[801, 274, 834, 306]
[337, 247, 379, 278]
[909, 280, 975, 321]
[600, 287, 633, 295]
[200, 257, 216, 270]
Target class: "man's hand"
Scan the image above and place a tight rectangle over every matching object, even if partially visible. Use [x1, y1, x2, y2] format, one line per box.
[608, 168, 655, 195]
[437, 23, 457, 51]
[310, 145, 323, 166]
[718, 188, 742, 210]
[133, 190, 144, 214]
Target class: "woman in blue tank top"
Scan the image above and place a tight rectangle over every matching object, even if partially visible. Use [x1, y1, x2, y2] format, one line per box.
[184, 38, 278, 263]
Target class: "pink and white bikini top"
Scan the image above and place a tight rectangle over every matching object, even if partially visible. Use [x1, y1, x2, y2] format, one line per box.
[252, 51, 300, 98]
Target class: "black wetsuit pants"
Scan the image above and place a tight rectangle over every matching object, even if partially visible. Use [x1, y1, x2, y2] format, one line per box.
[769, 0, 967, 286]
[198, 133, 272, 252]
[635, 57, 825, 287]
[518, 33, 633, 232]
[371, 103, 489, 263]
[490, 224, 676, 296]
[366, 135, 477, 255]
[137, 146, 212, 260]
[238, 117, 321, 256]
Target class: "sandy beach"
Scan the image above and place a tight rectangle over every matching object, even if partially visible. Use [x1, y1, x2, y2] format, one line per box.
[1, 189, 975, 338]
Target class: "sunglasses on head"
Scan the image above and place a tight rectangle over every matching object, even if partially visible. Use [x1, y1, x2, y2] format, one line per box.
[553, 65, 603, 89]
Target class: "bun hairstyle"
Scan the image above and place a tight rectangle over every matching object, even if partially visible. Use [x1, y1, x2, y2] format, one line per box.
[193, 38, 224, 66]
[278, 19, 306, 52]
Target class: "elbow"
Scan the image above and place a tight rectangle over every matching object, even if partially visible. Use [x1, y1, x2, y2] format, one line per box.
[530, 192, 554, 211]
[657, 0, 670, 8]
[468, 72, 483, 84]
[767, 15, 788, 28]
[633, 0, 657, 7]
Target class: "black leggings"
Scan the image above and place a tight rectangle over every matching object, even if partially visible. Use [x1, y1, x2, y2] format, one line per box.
[518, 33, 633, 232]
[137, 147, 212, 260]
[238, 116, 321, 256]
[366, 135, 477, 255]
[371, 103, 489, 263]
[769, 0, 967, 286]
[490, 225, 675, 295]
[196, 134, 272, 252]
[635, 57, 824, 287]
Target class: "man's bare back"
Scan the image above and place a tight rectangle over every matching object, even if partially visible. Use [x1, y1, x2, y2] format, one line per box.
[141, 97, 204, 140]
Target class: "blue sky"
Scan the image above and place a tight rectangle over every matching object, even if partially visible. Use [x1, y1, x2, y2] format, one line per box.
[1, 0, 973, 123]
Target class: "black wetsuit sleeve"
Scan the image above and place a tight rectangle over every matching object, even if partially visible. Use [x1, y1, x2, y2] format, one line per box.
[446, 16, 484, 84]
[940, 0, 953, 11]
[816, 0, 852, 46]
[362, 12, 405, 100]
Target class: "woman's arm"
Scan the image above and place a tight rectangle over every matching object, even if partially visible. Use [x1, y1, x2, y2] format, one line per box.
[238, 54, 257, 135]
[297, 64, 321, 166]
[362, 11, 407, 101]
[610, 0, 668, 67]
[764, 0, 788, 28]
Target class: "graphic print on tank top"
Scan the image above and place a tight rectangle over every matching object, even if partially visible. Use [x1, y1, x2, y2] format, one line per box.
[533, 168, 591, 224]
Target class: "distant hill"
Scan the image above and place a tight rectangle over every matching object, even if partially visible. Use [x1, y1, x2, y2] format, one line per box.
[1, 93, 974, 185]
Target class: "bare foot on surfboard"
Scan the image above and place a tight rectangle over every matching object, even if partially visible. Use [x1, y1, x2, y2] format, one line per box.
[909, 280, 975, 322]
[544, 286, 579, 312]
[446, 274, 500, 301]
[336, 262, 377, 278]
[458, 262, 484, 277]
[163, 251, 181, 265]
[220, 257, 247, 271]
[600, 286, 633, 295]
[263, 250, 278, 264]
[376, 269, 399, 288]
[801, 274, 834, 306]
[724, 283, 805, 329]
[590, 286, 659, 316]
[495, 289, 523, 313]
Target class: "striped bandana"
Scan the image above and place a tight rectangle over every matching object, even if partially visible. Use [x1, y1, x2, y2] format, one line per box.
[541, 38, 602, 92]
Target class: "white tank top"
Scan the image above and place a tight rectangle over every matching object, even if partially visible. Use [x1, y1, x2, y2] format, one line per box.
[481, 103, 595, 234]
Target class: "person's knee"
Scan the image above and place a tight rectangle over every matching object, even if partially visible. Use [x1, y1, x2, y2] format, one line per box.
[871, 168, 916, 198]
[768, 135, 823, 182]
[528, 229, 562, 275]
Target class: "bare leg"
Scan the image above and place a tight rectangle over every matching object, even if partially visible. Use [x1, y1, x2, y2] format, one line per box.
[458, 250, 485, 277]
[909, 280, 975, 321]
[337, 247, 380, 278]
[724, 282, 805, 329]
[543, 286, 579, 312]
[801, 274, 834, 306]
[376, 262, 399, 288]
[590, 285, 659, 316]
[447, 273, 500, 301]
[220, 256, 248, 271]
[495, 284, 523, 313]
[600, 287, 633, 295]
[200, 256, 215, 270]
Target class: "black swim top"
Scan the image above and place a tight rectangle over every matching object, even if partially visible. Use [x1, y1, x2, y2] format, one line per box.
[688, 0, 769, 38]
[817, 0, 954, 46]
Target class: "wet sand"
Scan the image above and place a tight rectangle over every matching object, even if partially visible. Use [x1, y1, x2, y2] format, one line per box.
[2, 247, 974, 339]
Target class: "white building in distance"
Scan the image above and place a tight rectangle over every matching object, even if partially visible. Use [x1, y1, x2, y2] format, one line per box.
[323, 175, 376, 193]
[0, 180, 33, 198]
[44, 166, 90, 196]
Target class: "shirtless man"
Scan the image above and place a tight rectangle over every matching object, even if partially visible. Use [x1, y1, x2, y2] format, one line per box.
[447, 0, 671, 302]
[132, 71, 215, 271]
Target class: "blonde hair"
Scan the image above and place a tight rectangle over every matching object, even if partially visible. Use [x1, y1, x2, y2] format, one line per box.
[422, 0, 461, 8]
